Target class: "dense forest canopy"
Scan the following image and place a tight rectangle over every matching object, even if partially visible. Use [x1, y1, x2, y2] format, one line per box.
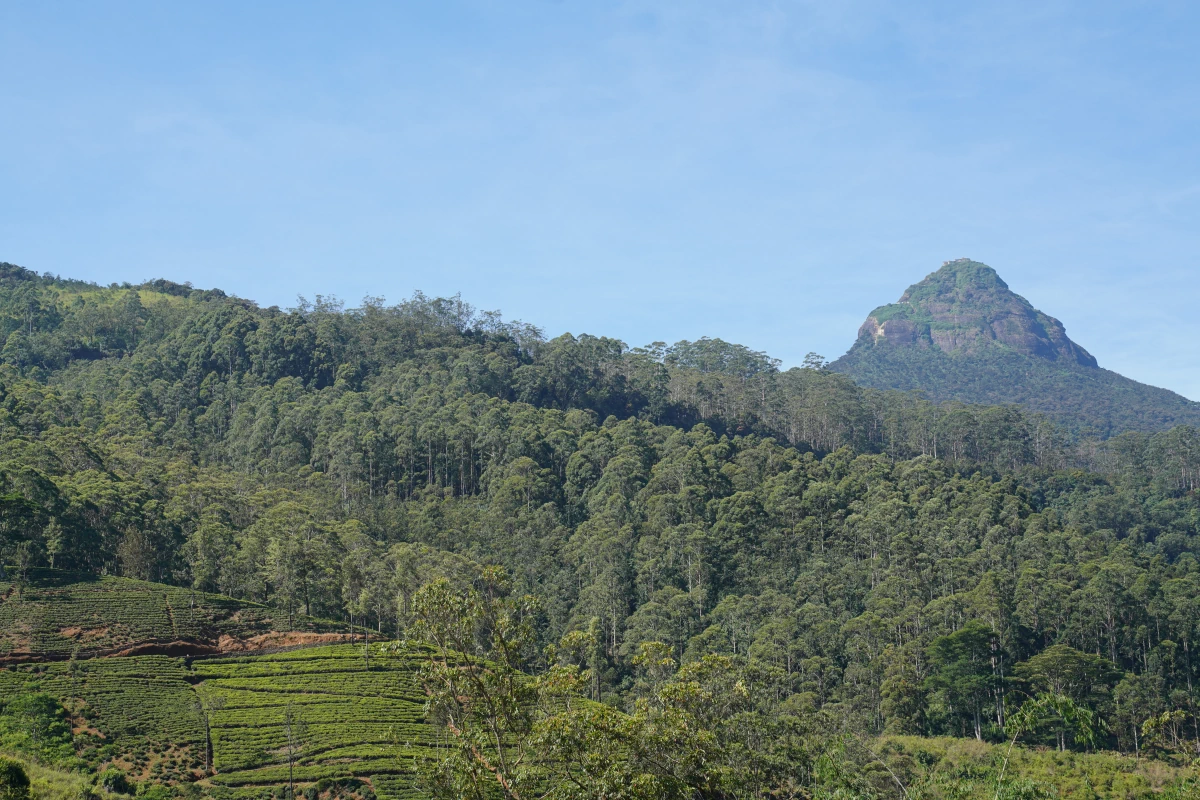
[2, 260, 1200, 771]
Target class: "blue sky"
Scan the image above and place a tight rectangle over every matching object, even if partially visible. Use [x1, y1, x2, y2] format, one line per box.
[2, 2, 1199, 398]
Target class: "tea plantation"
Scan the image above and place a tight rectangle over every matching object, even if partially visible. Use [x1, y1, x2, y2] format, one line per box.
[194, 645, 435, 797]
[0, 645, 439, 799]
[0, 655, 204, 782]
[0, 570, 338, 659]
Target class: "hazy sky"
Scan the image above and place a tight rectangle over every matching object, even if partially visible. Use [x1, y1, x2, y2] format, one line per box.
[3, 2, 1199, 398]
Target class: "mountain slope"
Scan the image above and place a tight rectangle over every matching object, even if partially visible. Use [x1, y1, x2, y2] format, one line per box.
[829, 259, 1200, 436]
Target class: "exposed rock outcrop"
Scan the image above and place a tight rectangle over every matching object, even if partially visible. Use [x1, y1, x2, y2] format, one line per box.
[854, 259, 1097, 366]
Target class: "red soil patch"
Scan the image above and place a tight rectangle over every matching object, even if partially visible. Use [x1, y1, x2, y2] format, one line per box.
[55, 625, 110, 641]
[217, 631, 360, 651]
[112, 640, 220, 658]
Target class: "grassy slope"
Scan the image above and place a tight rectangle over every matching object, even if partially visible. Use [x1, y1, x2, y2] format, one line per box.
[1, 751, 128, 800]
[0, 570, 339, 659]
[872, 736, 1198, 799]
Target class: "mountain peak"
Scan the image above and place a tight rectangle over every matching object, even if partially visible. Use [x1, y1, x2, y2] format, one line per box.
[900, 258, 1007, 301]
[829, 258, 1200, 435]
[855, 259, 1097, 367]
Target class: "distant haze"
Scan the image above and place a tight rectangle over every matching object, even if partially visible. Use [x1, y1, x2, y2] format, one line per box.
[1, 2, 1198, 398]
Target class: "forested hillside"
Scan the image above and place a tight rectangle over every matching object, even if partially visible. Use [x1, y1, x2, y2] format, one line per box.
[831, 259, 1200, 436]
[2, 261, 1200, 797]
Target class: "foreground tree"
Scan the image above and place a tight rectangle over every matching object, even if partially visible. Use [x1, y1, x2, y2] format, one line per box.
[409, 569, 543, 799]
[409, 572, 859, 800]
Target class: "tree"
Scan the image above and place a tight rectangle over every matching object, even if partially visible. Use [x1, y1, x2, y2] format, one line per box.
[117, 526, 159, 581]
[256, 502, 335, 620]
[97, 767, 131, 795]
[926, 622, 1002, 740]
[13, 542, 36, 601]
[281, 701, 307, 799]
[411, 576, 838, 800]
[1012, 645, 1117, 705]
[801, 353, 826, 370]
[410, 568, 542, 800]
[1112, 673, 1164, 755]
[995, 693, 1099, 794]
[1141, 709, 1191, 756]
[193, 694, 226, 775]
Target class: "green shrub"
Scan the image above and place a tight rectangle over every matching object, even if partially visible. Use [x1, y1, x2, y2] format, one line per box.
[0, 758, 31, 800]
[135, 785, 173, 800]
[97, 767, 131, 795]
[998, 779, 1059, 800]
[1161, 777, 1200, 800]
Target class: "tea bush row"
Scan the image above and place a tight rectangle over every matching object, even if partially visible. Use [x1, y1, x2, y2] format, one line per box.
[367, 773, 428, 800]
[197, 646, 437, 783]
[212, 758, 419, 787]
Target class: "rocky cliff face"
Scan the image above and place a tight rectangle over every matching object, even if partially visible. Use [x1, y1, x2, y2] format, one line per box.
[854, 259, 1097, 366]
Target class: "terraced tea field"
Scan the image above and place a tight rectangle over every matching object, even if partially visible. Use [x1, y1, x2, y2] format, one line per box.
[195, 646, 436, 797]
[0, 655, 206, 783]
[0, 645, 439, 799]
[0, 570, 340, 659]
